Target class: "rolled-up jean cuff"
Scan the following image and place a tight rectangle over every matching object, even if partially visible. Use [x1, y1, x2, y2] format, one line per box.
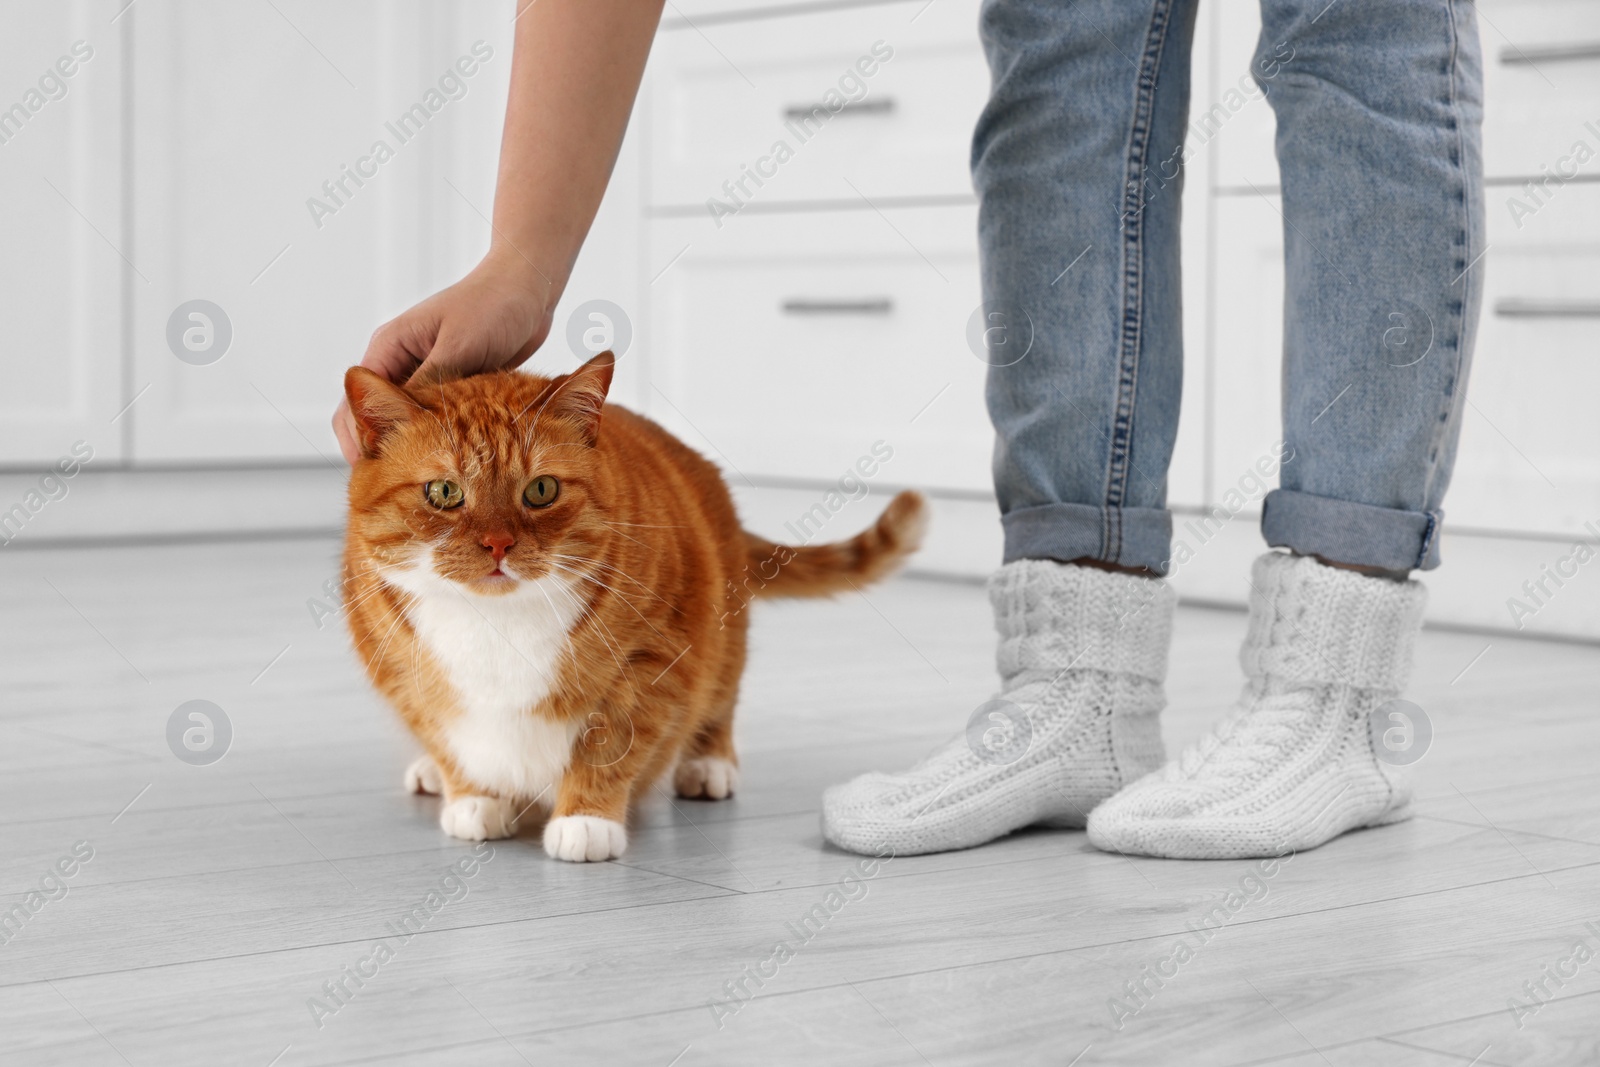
[1001, 503, 1175, 575]
[1261, 489, 1443, 571]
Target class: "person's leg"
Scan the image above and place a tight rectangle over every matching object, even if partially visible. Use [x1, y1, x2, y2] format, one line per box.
[823, 0, 1199, 857]
[1266, 0, 1485, 573]
[1089, 0, 1483, 860]
[982, 0, 1194, 573]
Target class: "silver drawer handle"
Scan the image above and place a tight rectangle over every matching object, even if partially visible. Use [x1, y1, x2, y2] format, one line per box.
[1495, 298, 1600, 319]
[1500, 42, 1600, 65]
[782, 97, 896, 120]
[781, 298, 894, 316]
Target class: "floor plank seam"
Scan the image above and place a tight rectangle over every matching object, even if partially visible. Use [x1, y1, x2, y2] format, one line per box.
[13, 838, 1598, 989]
[1416, 811, 1600, 853]
[0, 884, 740, 991]
[481, 855, 1600, 1043]
[1376, 1035, 1512, 1067]
[1379, 985, 1600, 1043]
[1221, 1031, 1414, 1067]
[608, 860, 751, 896]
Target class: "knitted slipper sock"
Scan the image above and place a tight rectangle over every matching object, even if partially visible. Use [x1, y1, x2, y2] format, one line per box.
[822, 560, 1176, 857]
[1087, 552, 1426, 861]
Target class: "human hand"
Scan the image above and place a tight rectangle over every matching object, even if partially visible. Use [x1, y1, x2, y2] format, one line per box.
[334, 250, 555, 463]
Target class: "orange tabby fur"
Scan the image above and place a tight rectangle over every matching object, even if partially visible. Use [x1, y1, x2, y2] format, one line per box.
[342, 353, 926, 861]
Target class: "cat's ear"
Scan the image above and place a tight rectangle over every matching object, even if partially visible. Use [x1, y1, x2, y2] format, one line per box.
[344, 367, 423, 458]
[550, 351, 616, 445]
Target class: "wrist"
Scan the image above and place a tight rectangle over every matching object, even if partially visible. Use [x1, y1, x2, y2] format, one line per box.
[479, 242, 561, 310]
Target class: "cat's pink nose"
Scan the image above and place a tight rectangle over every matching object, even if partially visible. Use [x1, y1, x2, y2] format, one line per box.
[481, 532, 515, 561]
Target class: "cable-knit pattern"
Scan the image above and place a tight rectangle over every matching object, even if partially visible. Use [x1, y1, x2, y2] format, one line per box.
[1239, 552, 1426, 690]
[822, 560, 1176, 857]
[1088, 552, 1426, 860]
[991, 560, 1175, 683]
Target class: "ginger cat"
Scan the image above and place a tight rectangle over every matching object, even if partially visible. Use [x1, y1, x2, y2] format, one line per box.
[342, 353, 926, 862]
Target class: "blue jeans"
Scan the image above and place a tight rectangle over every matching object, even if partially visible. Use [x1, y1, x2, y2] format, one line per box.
[974, 0, 1484, 574]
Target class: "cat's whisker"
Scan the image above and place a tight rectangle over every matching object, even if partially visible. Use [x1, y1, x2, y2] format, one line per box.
[339, 577, 395, 615]
[342, 576, 390, 606]
[548, 558, 675, 624]
[549, 560, 667, 639]
[549, 552, 673, 604]
[551, 564, 664, 613]
[410, 625, 426, 701]
[597, 523, 651, 550]
[545, 567, 633, 678]
[371, 607, 409, 667]
[550, 585, 649, 668]
[532, 581, 580, 684]
[549, 550, 650, 587]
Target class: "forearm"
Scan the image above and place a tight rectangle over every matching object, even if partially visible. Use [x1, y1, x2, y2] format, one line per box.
[488, 0, 665, 302]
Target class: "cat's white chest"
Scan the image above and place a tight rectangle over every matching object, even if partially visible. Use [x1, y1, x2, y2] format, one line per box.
[386, 558, 582, 800]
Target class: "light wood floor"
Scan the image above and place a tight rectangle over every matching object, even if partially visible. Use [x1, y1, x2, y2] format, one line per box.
[1, 538, 1597, 1066]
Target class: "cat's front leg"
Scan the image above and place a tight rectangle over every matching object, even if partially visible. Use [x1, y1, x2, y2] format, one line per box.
[543, 703, 657, 862]
[440, 795, 519, 841]
[431, 755, 520, 842]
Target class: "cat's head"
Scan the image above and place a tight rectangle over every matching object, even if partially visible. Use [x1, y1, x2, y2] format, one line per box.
[343, 353, 616, 597]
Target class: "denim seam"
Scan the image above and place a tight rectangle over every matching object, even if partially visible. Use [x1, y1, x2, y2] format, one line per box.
[1419, 0, 1474, 567]
[1106, 0, 1176, 564]
[1419, 508, 1442, 567]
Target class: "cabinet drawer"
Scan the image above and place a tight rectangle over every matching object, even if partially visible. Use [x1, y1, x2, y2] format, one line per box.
[1465, 179, 1600, 528]
[647, 0, 985, 208]
[1480, 0, 1600, 180]
[645, 207, 992, 492]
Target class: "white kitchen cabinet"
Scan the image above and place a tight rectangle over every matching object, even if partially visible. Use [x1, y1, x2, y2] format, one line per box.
[3, 0, 1597, 636]
[0, 1, 125, 466]
[115, 0, 634, 464]
[128, 1, 497, 463]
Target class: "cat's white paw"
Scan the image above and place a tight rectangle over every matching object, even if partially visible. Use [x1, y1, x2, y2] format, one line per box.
[439, 795, 518, 841]
[674, 756, 739, 800]
[404, 755, 443, 796]
[543, 815, 627, 862]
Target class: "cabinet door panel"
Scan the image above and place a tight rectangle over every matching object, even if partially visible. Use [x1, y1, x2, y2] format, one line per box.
[0, 0, 125, 465]
[128, 1, 510, 463]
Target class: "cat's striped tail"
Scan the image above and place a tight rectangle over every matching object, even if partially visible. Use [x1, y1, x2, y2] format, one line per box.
[742, 490, 929, 599]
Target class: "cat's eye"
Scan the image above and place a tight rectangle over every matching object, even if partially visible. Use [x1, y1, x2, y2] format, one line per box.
[523, 475, 560, 508]
[423, 480, 465, 510]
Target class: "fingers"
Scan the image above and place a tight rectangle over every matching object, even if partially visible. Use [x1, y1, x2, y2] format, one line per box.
[333, 399, 361, 465]
[342, 270, 555, 462]
[343, 317, 429, 465]
[409, 320, 505, 388]
[359, 316, 432, 385]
